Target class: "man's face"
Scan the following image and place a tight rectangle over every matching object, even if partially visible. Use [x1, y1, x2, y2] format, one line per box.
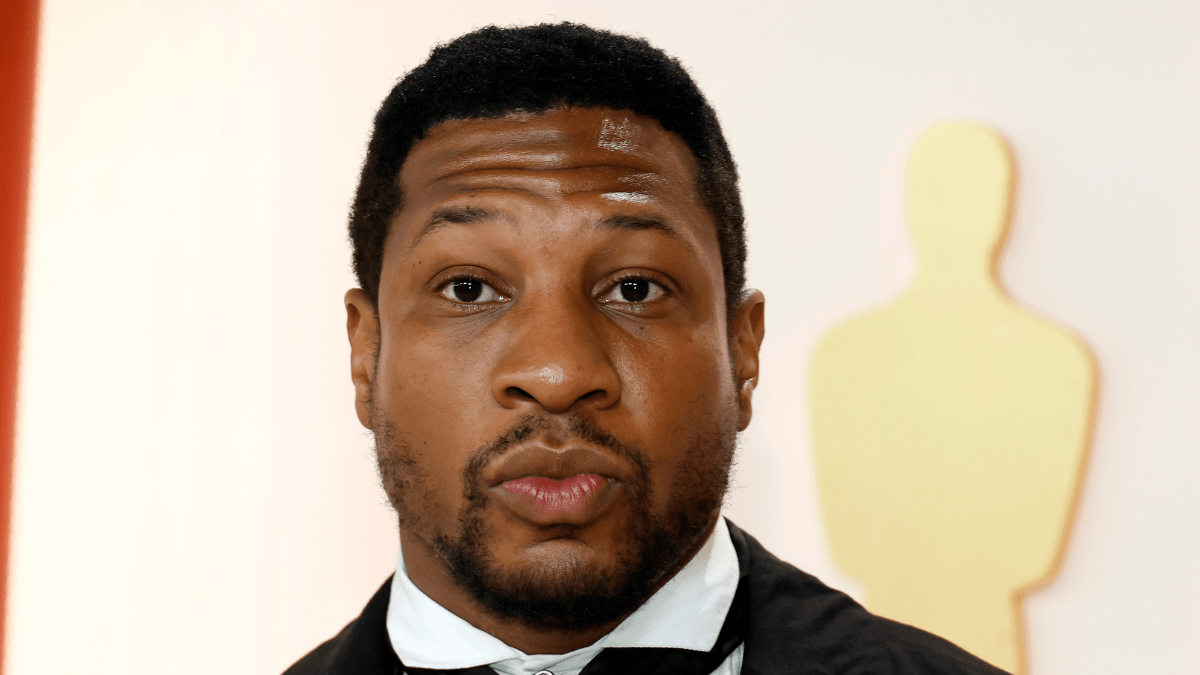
[346, 106, 764, 630]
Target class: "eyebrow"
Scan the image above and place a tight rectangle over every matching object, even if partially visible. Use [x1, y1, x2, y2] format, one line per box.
[598, 214, 696, 254]
[597, 214, 676, 235]
[409, 205, 508, 250]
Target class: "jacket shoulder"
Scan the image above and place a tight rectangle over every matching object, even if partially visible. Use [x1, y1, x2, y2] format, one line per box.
[727, 522, 1009, 675]
[283, 578, 398, 675]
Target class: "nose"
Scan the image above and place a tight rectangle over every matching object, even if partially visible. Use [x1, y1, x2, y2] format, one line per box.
[490, 293, 622, 413]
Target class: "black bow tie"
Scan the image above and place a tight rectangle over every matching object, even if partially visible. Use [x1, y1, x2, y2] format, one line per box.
[402, 644, 737, 675]
[576, 641, 740, 675]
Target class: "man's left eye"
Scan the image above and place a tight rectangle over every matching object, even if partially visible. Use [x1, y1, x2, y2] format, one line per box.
[600, 278, 666, 304]
[440, 278, 505, 304]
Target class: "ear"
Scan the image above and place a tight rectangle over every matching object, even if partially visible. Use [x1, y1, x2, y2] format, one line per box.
[731, 289, 766, 431]
[345, 288, 379, 430]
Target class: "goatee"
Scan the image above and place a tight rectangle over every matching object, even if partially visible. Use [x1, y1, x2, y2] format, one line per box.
[375, 411, 737, 631]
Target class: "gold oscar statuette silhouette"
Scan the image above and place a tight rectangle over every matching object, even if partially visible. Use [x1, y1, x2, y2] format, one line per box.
[810, 122, 1096, 673]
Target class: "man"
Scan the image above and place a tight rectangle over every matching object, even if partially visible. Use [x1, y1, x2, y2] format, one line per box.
[287, 22, 1007, 675]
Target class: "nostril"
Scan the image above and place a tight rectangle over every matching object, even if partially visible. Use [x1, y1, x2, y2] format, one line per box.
[506, 386, 536, 402]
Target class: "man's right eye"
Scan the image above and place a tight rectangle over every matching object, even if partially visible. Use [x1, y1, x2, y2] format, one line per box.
[440, 278, 505, 304]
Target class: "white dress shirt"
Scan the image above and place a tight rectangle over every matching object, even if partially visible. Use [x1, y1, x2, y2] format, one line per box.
[387, 518, 744, 675]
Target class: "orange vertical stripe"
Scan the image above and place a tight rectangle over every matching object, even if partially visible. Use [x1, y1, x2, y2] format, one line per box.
[0, 0, 41, 666]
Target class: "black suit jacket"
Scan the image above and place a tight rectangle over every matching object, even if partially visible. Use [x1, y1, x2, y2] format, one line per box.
[285, 521, 1009, 674]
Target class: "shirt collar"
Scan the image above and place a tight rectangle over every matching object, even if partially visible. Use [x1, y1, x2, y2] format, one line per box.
[386, 517, 739, 673]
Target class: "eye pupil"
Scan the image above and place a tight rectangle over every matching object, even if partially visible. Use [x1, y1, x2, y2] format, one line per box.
[453, 279, 483, 302]
[620, 279, 650, 302]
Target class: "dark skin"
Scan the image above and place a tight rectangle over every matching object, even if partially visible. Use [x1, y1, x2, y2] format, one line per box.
[345, 106, 765, 654]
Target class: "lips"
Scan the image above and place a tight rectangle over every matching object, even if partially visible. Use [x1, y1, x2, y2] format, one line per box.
[498, 474, 613, 522]
[485, 444, 635, 526]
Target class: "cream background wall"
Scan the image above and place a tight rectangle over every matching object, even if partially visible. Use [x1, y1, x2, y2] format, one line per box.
[7, 1, 1198, 673]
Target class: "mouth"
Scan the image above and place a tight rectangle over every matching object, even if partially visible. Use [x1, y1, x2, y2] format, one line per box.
[496, 474, 615, 523]
[484, 444, 636, 526]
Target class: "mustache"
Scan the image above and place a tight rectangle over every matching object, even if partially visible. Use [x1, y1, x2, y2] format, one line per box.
[462, 413, 649, 493]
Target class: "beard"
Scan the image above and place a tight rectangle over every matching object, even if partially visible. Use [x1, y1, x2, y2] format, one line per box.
[374, 409, 738, 631]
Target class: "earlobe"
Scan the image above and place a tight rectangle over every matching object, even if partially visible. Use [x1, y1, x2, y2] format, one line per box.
[345, 288, 380, 430]
[732, 289, 766, 431]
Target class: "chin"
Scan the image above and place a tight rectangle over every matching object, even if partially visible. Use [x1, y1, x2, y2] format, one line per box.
[435, 515, 672, 630]
[434, 482, 725, 630]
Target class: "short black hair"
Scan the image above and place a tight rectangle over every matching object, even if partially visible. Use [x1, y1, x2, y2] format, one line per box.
[350, 22, 746, 317]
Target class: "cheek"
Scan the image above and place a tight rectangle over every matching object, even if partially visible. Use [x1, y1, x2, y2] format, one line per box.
[373, 325, 496, 521]
[628, 324, 732, 402]
[617, 328, 735, 463]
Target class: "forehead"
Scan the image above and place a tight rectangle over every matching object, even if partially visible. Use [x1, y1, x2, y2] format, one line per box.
[392, 107, 714, 249]
[403, 106, 700, 185]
